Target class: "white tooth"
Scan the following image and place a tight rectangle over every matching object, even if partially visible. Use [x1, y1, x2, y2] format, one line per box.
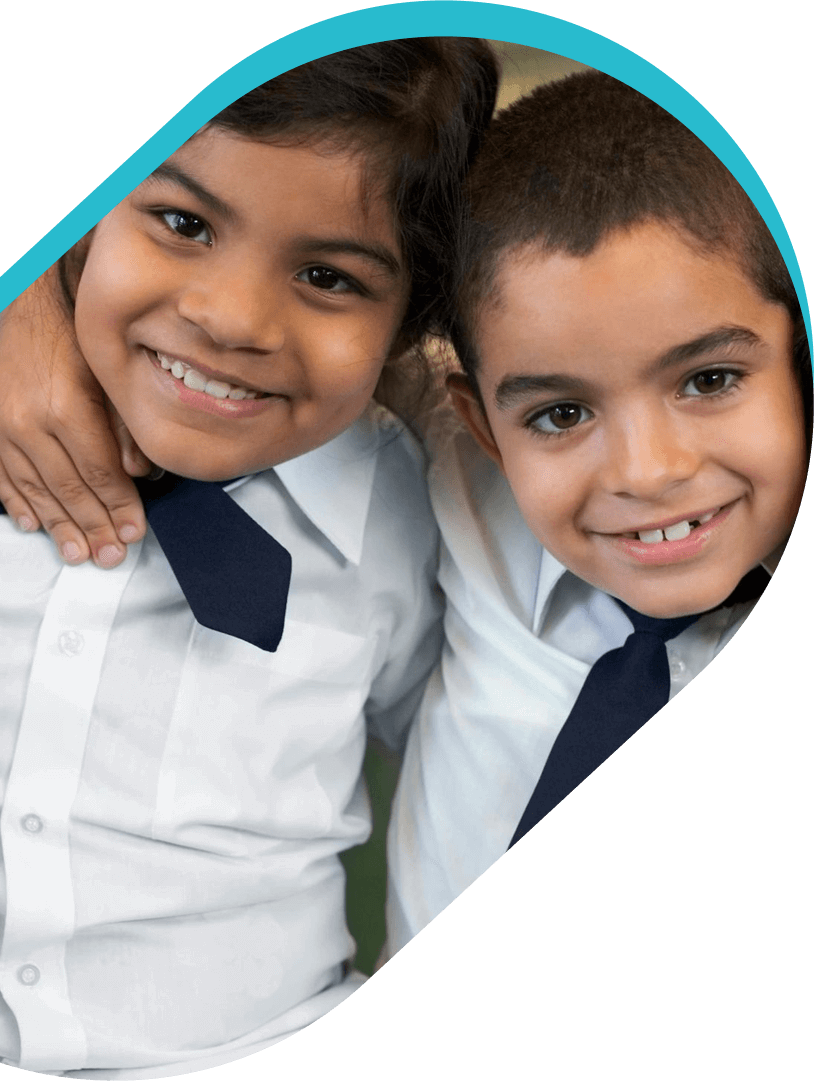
[228, 386, 248, 400]
[183, 369, 207, 392]
[664, 520, 692, 542]
[171, 361, 186, 379]
[204, 379, 230, 399]
[243, 391, 258, 400]
[698, 511, 716, 524]
[638, 528, 664, 545]
[158, 353, 172, 370]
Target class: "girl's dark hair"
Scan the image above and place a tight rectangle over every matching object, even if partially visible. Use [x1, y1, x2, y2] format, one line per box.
[62, 39, 499, 418]
[452, 69, 811, 432]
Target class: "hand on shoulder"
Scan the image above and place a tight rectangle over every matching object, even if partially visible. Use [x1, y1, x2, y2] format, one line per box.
[0, 265, 151, 567]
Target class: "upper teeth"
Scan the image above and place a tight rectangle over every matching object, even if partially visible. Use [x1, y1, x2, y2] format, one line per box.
[157, 353, 261, 400]
[635, 510, 718, 544]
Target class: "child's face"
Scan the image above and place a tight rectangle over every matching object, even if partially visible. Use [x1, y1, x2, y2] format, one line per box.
[74, 128, 409, 480]
[451, 222, 807, 618]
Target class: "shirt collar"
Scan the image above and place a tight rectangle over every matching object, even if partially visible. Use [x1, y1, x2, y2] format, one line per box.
[532, 546, 571, 635]
[529, 545, 775, 637]
[236, 411, 380, 566]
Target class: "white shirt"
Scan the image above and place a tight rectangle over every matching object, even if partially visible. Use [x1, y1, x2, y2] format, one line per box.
[386, 419, 756, 952]
[0, 406, 441, 1078]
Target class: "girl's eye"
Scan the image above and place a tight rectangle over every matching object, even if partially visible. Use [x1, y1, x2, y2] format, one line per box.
[682, 368, 740, 396]
[162, 211, 212, 245]
[297, 266, 356, 294]
[529, 402, 592, 435]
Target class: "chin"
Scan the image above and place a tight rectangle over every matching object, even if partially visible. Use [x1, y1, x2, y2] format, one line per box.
[619, 579, 743, 620]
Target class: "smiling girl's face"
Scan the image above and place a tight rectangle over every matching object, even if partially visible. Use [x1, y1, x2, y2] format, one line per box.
[74, 128, 409, 481]
[451, 222, 807, 618]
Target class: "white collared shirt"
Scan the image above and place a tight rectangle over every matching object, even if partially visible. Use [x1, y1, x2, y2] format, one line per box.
[386, 419, 756, 952]
[0, 406, 441, 1078]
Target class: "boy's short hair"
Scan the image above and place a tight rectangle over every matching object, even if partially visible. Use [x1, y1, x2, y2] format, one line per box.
[452, 70, 811, 428]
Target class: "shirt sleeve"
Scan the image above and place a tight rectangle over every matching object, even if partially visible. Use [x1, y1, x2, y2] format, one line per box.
[362, 417, 444, 754]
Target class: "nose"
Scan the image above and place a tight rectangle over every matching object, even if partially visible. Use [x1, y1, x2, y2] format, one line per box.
[602, 408, 700, 500]
[176, 260, 285, 353]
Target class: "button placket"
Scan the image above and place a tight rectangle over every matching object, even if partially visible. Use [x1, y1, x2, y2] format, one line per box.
[0, 552, 140, 1071]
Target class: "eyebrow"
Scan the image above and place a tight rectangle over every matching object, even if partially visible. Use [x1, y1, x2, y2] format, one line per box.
[144, 163, 237, 222]
[293, 238, 402, 280]
[494, 324, 764, 410]
[143, 165, 401, 280]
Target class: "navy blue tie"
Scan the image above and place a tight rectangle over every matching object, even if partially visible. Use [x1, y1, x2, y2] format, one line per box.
[509, 606, 696, 847]
[509, 568, 769, 848]
[0, 477, 292, 653]
[136, 473, 291, 653]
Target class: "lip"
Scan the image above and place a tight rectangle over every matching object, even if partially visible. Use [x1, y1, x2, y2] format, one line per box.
[145, 348, 286, 419]
[608, 502, 738, 566]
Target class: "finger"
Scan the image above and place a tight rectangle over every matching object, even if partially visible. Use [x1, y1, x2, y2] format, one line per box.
[0, 458, 41, 533]
[1, 446, 91, 564]
[4, 440, 126, 568]
[46, 408, 147, 547]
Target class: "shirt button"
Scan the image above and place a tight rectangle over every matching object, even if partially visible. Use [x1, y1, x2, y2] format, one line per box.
[669, 658, 687, 679]
[17, 965, 40, 986]
[58, 630, 84, 656]
[21, 814, 43, 834]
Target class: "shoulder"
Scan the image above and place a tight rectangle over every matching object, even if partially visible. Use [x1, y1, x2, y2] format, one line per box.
[365, 402, 431, 484]
[361, 404, 437, 556]
[425, 403, 533, 554]
[421, 405, 546, 623]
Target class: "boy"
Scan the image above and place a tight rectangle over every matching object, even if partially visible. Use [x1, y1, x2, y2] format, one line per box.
[0, 40, 498, 1076]
[386, 70, 809, 951]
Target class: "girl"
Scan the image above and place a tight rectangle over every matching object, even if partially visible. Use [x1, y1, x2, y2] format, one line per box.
[0, 39, 497, 1077]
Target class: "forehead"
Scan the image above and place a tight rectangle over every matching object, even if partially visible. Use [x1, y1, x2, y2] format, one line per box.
[161, 128, 395, 238]
[476, 222, 791, 383]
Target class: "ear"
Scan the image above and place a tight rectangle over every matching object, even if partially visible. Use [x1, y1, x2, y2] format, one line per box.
[446, 372, 504, 471]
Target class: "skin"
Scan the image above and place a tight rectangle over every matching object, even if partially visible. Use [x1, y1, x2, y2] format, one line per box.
[450, 222, 807, 618]
[73, 128, 409, 482]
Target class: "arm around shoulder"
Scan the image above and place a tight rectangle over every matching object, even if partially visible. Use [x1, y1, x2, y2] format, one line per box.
[0, 262, 149, 566]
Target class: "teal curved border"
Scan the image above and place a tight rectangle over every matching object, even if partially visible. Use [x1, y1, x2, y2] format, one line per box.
[0, 1, 809, 345]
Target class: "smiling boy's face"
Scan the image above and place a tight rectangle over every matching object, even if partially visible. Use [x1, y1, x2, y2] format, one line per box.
[451, 222, 807, 618]
[74, 128, 409, 480]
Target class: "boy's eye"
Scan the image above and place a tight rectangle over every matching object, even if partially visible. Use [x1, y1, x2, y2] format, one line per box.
[683, 369, 739, 396]
[297, 266, 356, 294]
[162, 211, 212, 245]
[529, 402, 592, 435]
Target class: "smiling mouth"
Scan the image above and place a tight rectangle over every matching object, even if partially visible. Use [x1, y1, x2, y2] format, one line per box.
[155, 351, 273, 401]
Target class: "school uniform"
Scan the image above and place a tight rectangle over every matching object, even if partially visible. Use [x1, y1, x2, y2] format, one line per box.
[0, 405, 441, 1078]
[386, 417, 757, 953]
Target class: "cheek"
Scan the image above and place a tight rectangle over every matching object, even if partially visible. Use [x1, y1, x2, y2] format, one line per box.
[76, 231, 163, 342]
[300, 319, 391, 396]
[730, 388, 806, 508]
[500, 446, 583, 544]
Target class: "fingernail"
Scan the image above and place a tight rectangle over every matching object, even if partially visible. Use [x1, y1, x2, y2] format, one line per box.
[96, 544, 124, 568]
[61, 541, 83, 563]
[118, 524, 140, 543]
[16, 516, 36, 532]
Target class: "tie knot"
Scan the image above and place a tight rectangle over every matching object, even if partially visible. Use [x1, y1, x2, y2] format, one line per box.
[616, 600, 699, 643]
